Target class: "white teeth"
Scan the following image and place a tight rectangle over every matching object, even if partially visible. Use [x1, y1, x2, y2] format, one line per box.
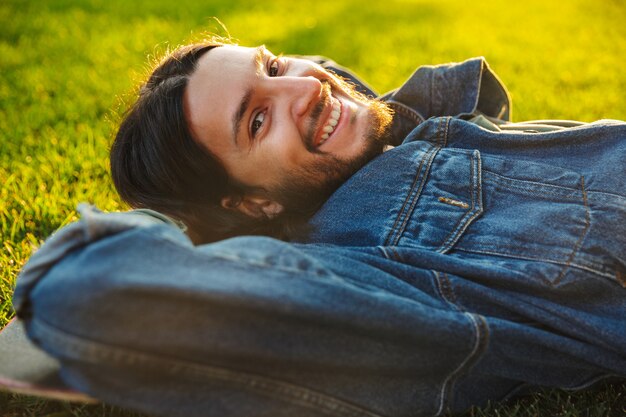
[318, 98, 341, 146]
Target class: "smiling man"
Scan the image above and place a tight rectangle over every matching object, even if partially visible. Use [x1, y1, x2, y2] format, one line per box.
[183, 44, 393, 221]
[12, 38, 626, 417]
[111, 41, 395, 242]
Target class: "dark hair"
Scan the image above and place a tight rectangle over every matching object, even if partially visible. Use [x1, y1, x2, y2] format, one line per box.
[111, 41, 284, 243]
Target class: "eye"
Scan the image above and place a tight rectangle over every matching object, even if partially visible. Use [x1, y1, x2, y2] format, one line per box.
[268, 59, 280, 77]
[251, 111, 265, 137]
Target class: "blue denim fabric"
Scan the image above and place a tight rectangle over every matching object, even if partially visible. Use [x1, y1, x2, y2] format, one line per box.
[379, 57, 511, 145]
[13, 59, 626, 417]
[14, 205, 484, 417]
[306, 116, 626, 410]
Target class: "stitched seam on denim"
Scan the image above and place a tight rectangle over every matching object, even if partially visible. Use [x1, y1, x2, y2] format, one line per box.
[432, 271, 461, 312]
[483, 170, 583, 198]
[438, 150, 483, 253]
[385, 118, 446, 246]
[586, 189, 626, 203]
[392, 147, 437, 246]
[435, 313, 489, 416]
[441, 116, 450, 147]
[386, 100, 424, 124]
[553, 176, 591, 286]
[384, 149, 428, 246]
[394, 118, 447, 244]
[480, 169, 591, 276]
[384, 140, 433, 246]
[30, 318, 384, 417]
[453, 246, 614, 280]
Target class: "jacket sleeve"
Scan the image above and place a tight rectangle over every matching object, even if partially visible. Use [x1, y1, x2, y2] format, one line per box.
[13, 205, 481, 417]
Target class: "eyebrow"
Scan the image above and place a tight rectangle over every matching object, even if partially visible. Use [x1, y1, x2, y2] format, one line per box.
[231, 46, 266, 145]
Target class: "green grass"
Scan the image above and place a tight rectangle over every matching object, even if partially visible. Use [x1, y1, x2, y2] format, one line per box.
[1, 0, 625, 415]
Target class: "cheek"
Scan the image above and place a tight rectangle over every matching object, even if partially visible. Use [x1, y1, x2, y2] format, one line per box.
[230, 151, 289, 187]
[264, 129, 310, 166]
[233, 127, 313, 186]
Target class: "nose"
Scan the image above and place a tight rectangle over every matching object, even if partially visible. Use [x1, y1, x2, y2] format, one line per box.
[273, 75, 323, 120]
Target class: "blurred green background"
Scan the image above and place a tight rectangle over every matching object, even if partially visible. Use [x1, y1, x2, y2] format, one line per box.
[1, 0, 625, 415]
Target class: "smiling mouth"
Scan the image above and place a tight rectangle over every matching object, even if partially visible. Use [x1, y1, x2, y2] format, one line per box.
[319, 97, 341, 146]
[310, 93, 342, 150]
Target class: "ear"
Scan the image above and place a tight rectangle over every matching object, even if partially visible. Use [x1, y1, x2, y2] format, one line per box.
[221, 195, 284, 219]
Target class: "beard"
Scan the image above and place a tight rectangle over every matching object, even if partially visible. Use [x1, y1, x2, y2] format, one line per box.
[270, 85, 394, 221]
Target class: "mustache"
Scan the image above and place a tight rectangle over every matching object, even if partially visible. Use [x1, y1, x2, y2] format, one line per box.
[304, 80, 332, 152]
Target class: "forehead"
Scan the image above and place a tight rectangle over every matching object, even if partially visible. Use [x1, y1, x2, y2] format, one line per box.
[183, 45, 260, 148]
[190, 44, 259, 90]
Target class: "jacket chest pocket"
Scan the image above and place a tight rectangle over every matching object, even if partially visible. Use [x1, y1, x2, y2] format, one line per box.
[394, 148, 589, 270]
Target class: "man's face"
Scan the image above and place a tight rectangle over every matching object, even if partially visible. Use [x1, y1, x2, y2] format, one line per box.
[184, 45, 392, 215]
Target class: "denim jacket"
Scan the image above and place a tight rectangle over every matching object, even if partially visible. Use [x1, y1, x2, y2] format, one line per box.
[13, 59, 626, 417]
